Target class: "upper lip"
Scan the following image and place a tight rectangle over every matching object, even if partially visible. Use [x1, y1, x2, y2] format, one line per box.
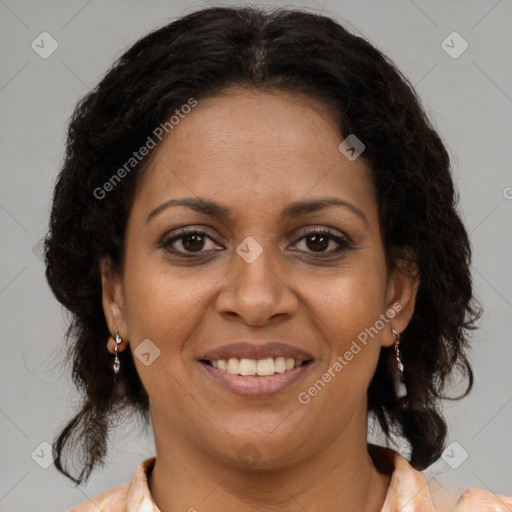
[200, 341, 314, 362]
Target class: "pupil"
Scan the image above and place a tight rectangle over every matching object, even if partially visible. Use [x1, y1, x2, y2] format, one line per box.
[307, 234, 328, 252]
[183, 234, 204, 252]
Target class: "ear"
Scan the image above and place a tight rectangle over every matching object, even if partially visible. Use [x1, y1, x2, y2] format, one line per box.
[99, 256, 129, 354]
[381, 248, 420, 348]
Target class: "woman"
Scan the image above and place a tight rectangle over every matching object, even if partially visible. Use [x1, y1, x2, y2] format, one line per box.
[44, 6, 511, 512]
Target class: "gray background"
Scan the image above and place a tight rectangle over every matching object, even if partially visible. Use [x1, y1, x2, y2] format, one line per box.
[1, 0, 511, 510]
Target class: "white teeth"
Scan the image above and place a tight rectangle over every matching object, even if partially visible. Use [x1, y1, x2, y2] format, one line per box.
[256, 358, 275, 376]
[226, 358, 240, 374]
[208, 357, 307, 376]
[239, 358, 257, 375]
[285, 357, 295, 371]
[274, 357, 286, 373]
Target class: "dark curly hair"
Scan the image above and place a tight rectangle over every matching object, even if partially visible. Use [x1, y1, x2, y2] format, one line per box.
[45, 5, 481, 485]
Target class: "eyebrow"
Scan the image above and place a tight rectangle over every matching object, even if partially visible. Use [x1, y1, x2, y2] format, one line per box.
[145, 196, 369, 227]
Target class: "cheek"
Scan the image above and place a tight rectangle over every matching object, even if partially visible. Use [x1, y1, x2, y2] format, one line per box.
[304, 259, 387, 347]
[120, 263, 220, 402]
[295, 283, 386, 451]
[120, 245, 229, 372]
[298, 257, 387, 399]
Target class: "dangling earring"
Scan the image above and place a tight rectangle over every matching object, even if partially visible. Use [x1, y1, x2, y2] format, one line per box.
[112, 330, 122, 374]
[392, 328, 409, 409]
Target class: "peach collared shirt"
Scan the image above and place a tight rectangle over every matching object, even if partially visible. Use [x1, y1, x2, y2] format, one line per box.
[70, 445, 512, 512]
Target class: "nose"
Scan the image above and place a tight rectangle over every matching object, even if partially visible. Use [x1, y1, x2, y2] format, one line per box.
[215, 241, 299, 326]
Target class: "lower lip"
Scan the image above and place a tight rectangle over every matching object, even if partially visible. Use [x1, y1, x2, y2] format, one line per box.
[199, 361, 313, 397]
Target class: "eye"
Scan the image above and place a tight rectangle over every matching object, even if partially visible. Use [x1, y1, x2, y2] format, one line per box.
[161, 228, 222, 256]
[160, 226, 352, 259]
[292, 227, 352, 256]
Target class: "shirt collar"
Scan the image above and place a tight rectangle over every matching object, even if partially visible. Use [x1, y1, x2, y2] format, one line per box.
[126, 444, 435, 512]
[126, 456, 160, 512]
[368, 443, 436, 512]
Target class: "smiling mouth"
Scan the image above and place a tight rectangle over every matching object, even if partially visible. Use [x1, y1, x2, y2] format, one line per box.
[200, 357, 313, 376]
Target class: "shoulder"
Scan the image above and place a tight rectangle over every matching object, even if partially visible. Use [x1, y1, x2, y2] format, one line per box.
[69, 482, 129, 511]
[455, 487, 512, 511]
[368, 444, 512, 512]
[68, 456, 157, 512]
[428, 476, 512, 512]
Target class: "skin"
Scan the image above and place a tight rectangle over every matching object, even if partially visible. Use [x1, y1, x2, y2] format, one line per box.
[101, 87, 419, 512]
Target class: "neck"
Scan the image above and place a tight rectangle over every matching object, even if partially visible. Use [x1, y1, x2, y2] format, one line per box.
[148, 409, 391, 512]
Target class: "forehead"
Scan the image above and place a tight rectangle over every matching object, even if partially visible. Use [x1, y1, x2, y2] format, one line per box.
[133, 87, 376, 224]
[144, 87, 343, 177]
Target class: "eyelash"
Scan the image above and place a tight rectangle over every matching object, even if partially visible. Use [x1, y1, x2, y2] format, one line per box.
[159, 226, 352, 259]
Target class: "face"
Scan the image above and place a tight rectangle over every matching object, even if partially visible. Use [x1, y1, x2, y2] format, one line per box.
[101, 87, 417, 469]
